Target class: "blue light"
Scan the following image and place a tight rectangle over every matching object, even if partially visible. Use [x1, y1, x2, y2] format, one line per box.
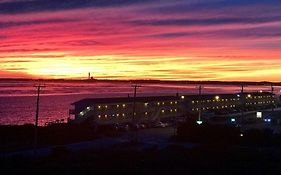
[264, 118, 272, 123]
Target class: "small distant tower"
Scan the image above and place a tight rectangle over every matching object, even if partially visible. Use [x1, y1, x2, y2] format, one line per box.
[88, 72, 91, 80]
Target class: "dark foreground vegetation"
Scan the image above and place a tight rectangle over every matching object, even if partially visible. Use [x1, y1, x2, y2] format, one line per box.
[0, 123, 117, 152]
[1, 143, 281, 175]
[176, 121, 281, 146]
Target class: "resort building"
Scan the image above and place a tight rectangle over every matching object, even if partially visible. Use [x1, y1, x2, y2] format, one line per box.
[70, 92, 278, 125]
[70, 96, 184, 125]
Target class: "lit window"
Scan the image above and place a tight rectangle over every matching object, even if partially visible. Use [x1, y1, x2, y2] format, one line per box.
[215, 96, 220, 100]
[174, 109, 177, 112]
[145, 112, 148, 115]
[105, 115, 108, 118]
[144, 103, 148, 106]
[117, 104, 120, 108]
[170, 101, 173, 104]
[192, 101, 195, 104]
[175, 101, 178, 104]
[181, 95, 185, 99]
[122, 113, 125, 117]
[122, 104, 126, 107]
[98, 115, 101, 119]
[157, 102, 160, 106]
[162, 102, 165, 105]
[87, 106, 90, 110]
[98, 105, 101, 109]
[105, 105, 108, 109]
[161, 110, 165, 113]
[116, 113, 119, 117]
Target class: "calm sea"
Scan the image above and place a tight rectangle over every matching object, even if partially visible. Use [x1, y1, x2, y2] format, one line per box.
[0, 80, 279, 126]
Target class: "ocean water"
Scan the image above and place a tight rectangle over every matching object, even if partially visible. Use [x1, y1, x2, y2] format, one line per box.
[0, 80, 279, 126]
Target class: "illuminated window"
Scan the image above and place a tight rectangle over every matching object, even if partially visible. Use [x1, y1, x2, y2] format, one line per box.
[122, 104, 126, 108]
[122, 113, 125, 117]
[144, 103, 148, 106]
[215, 96, 220, 100]
[170, 101, 173, 104]
[157, 102, 160, 106]
[116, 104, 120, 108]
[174, 109, 177, 112]
[192, 101, 195, 104]
[105, 105, 108, 109]
[105, 115, 108, 118]
[170, 109, 173, 112]
[181, 96, 185, 99]
[87, 106, 90, 110]
[175, 101, 178, 104]
[98, 105, 101, 109]
[162, 102, 165, 105]
[161, 110, 165, 113]
[145, 112, 148, 115]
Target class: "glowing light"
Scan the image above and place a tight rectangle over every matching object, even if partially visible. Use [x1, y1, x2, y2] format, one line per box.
[196, 120, 203, 125]
[231, 118, 236, 122]
[181, 96, 185, 99]
[240, 133, 244, 137]
[215, 96, 220, 100]
[257, 112, 262, 118]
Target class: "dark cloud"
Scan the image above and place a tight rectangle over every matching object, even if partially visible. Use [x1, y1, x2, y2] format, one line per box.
[0, 18, 77, 29]
[142, 0, 281, 14]
[131, 15, 281, 27]
[147, 26, 281, 39]
[0, 0, 154, 14]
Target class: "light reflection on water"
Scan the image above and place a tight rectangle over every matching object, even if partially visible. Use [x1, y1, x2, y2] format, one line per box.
[0, 80, 279, 126]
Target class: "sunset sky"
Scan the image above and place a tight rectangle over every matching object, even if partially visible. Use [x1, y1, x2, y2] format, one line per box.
[1, 0, 281, 81]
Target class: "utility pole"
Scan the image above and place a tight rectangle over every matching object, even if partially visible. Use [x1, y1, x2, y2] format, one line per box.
[198, 85, 203, 124]
[33, 84, 45, 156]
[241, 84, 245, 125]
[271, 84, 274, 112]
[131, 84, 141, 143]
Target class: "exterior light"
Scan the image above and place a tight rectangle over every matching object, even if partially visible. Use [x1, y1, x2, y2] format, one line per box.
[144, 103, 148, 106]
[240, 133, 244, 137]
[237, 94, 240, 97]
[117, 104, 120, 108]
[215, 96, 220, 100]
[196, 120, 203, 125]
[87, 106, 90, 110]
[231, 118, 236, 122]
[98, 105, 101, 109]
[247, 94, 251, 98]
[181, 95, 185, 99]
[98, 115, 101, 118]
[145, 112, 148, 115]
[122, 104, 126, 107]
[256, 111, 262, 118]
[161, 110, 165, 113]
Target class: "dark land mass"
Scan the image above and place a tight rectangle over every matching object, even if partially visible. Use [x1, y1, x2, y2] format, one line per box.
[1, 122, 281, 174]
[0, 78, 280, 86]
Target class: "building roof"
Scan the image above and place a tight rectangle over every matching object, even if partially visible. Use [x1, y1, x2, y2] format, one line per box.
[71, 95, 180, 106]
[71, 92, 274, 106]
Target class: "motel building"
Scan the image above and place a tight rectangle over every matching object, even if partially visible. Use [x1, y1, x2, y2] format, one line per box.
[69, 96, 185, 125]
[69, 92, 277, 125]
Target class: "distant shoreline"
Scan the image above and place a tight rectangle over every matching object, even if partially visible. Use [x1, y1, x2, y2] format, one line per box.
[0, 78, 280, 86]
